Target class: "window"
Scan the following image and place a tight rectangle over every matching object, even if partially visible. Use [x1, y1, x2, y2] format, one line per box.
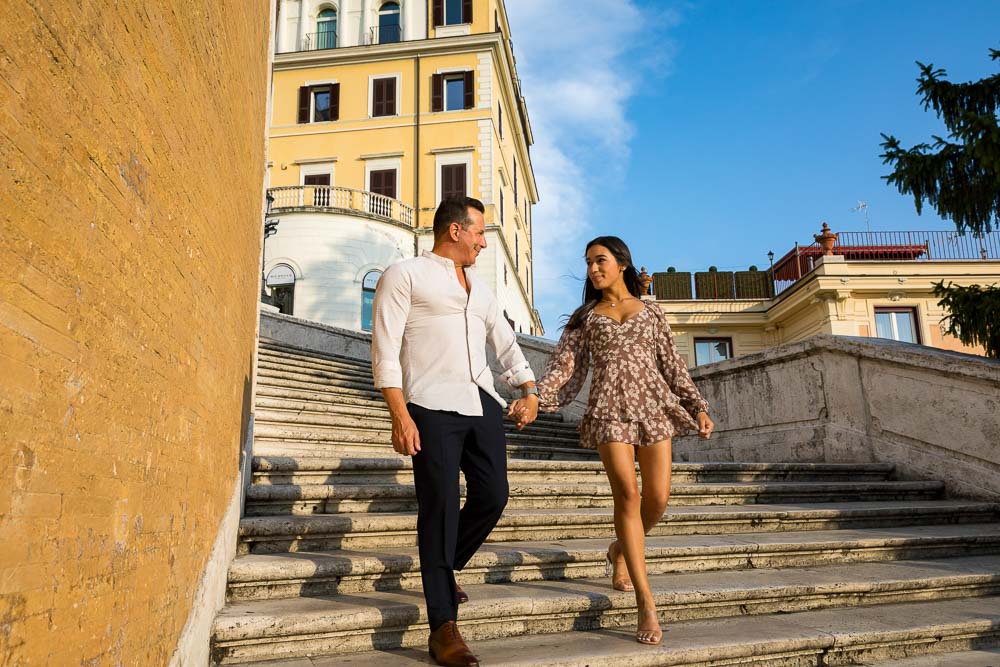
[441, 163, 467, 200]
[874, 307, 920, 344]
[498, 102, 503, 139]
[316, 8, 337, 49]
[503, 264, 508, 286]
[377, 2, 401, 44]
[297, 84, 340, 123]
[694, 338, 732, 366]
[433, 0, 471, 26]
[371, 77, 397, 117]
[499, 189, 504, 225]
[303, 173, 331, 206]
[368, 169, 397, 216]
[361, 270, 383, 332]
[513, 156, 518, 205]
[267, 264, 296, 316]
[432, 72, 474, 111]
[515, 233, 519, 272]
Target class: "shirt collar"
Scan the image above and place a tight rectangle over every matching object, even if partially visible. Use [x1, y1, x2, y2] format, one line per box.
[422, 250, 457, 269]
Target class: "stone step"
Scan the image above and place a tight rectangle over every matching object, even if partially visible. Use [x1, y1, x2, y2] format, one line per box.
[252, 439, 599, 462]
[236, 500, 999, 554]
[243, 480, 944, 516]
[253, 404, 580, 440]
[226, 523, 1000, 601]
[209, 556, 1000, 663]
[250, 456, 895, 487]
[228, 596, 1000, 666]
[255, 385, 388, 411]
[257, 364, 376, 393]
[253, 393, 568, 426]
[259, 340, 370, 370]
[255, 374, 383, 399]
[254, 423, 587, 451]
[875, 648, 1000, 666]
[258, 351, 373, 380]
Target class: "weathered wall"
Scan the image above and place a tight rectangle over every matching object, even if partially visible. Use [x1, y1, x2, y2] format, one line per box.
[676, 336, 1000, 500]
[0, 2, 270, 664]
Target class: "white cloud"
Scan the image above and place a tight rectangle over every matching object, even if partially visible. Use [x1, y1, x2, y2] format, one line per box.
[505, 0, 681, 334]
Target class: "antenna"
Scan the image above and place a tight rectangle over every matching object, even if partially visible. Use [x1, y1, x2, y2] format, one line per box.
[850, 200, 871, 232]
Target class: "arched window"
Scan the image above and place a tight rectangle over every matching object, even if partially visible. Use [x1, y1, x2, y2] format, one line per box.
[378, 2, 401, 44]
[317, 8, 337, 50]
[266, 264, 296, 315]
[361, 270, 383, 331]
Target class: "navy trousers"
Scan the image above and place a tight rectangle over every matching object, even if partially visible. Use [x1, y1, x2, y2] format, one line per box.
[407, 389, 509, 631]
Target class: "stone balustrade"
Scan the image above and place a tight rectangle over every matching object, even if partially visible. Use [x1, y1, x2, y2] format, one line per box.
[268, 185, 415, 228]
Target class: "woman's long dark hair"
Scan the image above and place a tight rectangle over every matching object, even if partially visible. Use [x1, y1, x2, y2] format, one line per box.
[563, 236, 643, 330]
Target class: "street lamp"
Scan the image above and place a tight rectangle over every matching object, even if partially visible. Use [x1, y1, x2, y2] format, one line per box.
[767, 250, 775, 297]
[261, 192, 280, 304]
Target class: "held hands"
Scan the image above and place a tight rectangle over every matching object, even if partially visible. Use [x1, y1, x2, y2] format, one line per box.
[507, 395, 539, 430]
[696, 412, 715, 440]
[391, 412, 421, 456]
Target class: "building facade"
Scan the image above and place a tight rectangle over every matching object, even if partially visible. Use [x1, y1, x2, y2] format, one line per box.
[265, 0, 543, 335]
[650, 227, 1000, 367]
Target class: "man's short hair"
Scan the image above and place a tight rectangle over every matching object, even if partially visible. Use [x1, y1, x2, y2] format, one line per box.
[433, 196, 486, 238]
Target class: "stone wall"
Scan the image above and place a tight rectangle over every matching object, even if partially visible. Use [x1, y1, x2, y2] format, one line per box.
[0, 2, 270, 664]
[676, 336, 1000, 500]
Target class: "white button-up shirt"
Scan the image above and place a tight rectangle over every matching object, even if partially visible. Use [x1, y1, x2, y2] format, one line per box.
[372, 250, 535, 416]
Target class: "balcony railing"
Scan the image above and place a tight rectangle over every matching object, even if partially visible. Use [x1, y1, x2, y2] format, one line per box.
[299, 31, 338, 51]
[268, 185, 414, 228]
[772, 230, 1000, 295]
[368, 24, 402, 45]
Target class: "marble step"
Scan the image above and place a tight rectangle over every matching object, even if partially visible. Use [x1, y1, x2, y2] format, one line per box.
[226, 523, 1000, 601]
[228, 596, 1000, 666]
[253, 393, 569, 426]
[253, 404, 579, 440]
[210, 556, 1000, 663]
[258, 352, 373, 380]
[253, 423, 583, 449]
[250, 456, 894, 487]
[252, 439, 599, 462]
[243, 480, 943, 515]
[255, 385, 388, 411]
[236, 500, 1000, 554]
[257, 357, 373, 384]
[257, 364, 377, 393]
[255, 375, 383, 400]
[259, 340, 370, 365]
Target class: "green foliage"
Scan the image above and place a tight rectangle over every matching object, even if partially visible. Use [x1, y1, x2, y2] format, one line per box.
[932, 281, 1000, 357]
[882, 48, 1000, 358]
[880, 48, 1000, 236]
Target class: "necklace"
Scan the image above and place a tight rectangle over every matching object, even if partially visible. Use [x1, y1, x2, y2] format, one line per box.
[601, 296, 636, 308]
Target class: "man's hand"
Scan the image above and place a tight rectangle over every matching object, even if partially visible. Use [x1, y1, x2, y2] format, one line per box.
[391, 411, 421, 456]
[696, 412, 714, 440]
[507, 395, 539, 430]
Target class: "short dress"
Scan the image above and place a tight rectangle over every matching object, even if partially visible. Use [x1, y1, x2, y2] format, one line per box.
[536, 304, 710, 449]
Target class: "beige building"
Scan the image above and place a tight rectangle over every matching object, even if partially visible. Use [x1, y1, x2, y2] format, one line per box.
[651, 226, 1000, 367]
[265, 0, 543, 335]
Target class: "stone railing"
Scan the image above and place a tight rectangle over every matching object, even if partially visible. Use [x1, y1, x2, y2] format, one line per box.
[678, 335, 1000, 500]
[268, 185, 414, 228]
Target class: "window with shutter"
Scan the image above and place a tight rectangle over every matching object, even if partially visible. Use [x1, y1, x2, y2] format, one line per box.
[463, 71, 474, 109]
[372, 77, 397, 117]
[441, 164, 467, 200]
[369, 169, 397, 199]
[431, 74, 444, 112]
[432, 0, 444, 27]
[298, 87, 310, 124]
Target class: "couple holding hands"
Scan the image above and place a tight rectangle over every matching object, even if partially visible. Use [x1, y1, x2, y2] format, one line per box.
[372, 197, 713, 666]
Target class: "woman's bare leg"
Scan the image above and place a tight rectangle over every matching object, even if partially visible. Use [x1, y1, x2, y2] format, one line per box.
[637, 439, 673, 533]
[598, 441, 661, 643]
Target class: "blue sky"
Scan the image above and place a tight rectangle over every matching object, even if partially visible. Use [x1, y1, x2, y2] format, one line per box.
[505, 0, 1000, 335]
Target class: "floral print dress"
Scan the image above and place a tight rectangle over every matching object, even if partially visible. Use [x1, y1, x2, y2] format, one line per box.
[536, 304, 710, 449]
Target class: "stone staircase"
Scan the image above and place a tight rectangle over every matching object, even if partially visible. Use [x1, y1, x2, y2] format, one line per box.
[210, 338, 1000, 665]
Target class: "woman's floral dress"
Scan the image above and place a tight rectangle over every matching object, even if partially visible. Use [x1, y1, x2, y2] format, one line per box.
[536, 304, 710, 449]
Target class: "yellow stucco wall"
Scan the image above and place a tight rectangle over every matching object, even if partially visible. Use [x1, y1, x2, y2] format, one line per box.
[0, 1, 269, 663]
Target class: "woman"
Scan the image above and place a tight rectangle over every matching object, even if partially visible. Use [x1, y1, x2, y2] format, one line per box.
[533, 236, 713, 645]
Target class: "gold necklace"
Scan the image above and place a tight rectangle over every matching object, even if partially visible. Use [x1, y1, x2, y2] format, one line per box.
[600, 296, 636, 308]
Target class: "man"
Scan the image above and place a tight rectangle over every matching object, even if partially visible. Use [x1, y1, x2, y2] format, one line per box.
[372, 196, 539, 667]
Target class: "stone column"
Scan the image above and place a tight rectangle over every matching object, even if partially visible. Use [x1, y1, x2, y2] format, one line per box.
[360, 0, 371, 44]
[297, 0, 309, 50]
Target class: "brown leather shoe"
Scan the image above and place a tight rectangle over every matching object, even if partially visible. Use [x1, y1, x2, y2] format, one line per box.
[456, 582, 469, 604]
[428, 621, 479, 667]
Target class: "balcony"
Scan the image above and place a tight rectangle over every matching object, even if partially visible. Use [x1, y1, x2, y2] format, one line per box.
[268, 185, 414, 228]
[297, 31, 338, 52]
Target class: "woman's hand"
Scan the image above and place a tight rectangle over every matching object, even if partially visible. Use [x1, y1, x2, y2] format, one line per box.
[508, 395, 539, 430]
[696, 412, 714, 440]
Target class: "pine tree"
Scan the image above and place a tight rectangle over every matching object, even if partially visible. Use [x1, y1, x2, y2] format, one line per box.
[880, 48, 1000, 357]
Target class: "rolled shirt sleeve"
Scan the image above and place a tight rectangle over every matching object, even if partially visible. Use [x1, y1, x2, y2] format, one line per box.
[371, 265, 410, 389]
[485, 299, 536, 388]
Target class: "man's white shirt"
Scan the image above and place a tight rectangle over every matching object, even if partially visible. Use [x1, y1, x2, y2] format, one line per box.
[372, 250, 535, 416]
